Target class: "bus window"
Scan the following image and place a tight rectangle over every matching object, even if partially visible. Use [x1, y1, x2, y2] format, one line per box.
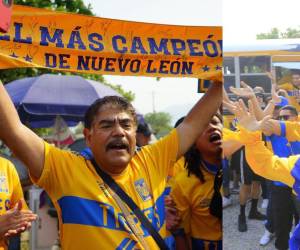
[224, 38, 300, 95]
[224, 57, 235, 74]
[273, 62, 300, 84]
[239, 56, 271, 73]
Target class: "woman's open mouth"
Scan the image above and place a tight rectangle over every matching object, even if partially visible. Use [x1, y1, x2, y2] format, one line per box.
[209, 132, 222, 144]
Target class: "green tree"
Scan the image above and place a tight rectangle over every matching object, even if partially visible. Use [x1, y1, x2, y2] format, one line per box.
[14, 0, 93, 15]
[281, 27, 300, 38]
[144, 112, 172, 138]
[0, 0, 134, 101]
[256, 27, 280, 39]
[257, 26, 300, 39]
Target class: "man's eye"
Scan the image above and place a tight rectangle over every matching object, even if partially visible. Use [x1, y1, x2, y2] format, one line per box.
[123, 123, 132, 129]
[100, 124, 111, 129]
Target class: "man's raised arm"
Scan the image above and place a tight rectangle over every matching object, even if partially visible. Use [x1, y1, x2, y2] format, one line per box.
[176, 81, 222, 159]
[261, 119, 300, 141]
[0, 82, 44, 179]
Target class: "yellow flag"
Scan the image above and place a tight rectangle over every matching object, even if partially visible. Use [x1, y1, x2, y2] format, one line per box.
[0, 5, 222, 80]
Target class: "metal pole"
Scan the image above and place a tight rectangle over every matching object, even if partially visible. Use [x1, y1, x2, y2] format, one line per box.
[234, 56, 241, 88]
[29, 187, 42, 250]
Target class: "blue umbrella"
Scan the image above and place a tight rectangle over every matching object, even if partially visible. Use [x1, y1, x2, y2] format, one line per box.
[5, 74, 122, 128]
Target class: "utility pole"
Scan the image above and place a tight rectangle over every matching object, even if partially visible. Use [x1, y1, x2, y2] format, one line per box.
[152, 90, 156, 113]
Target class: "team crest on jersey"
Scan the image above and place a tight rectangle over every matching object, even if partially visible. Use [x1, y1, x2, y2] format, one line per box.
[134, 178, 152, 201]
[0, 173, 9, 194]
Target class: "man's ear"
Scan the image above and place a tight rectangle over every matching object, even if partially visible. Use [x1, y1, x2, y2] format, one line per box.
[83, 128, 91, 147]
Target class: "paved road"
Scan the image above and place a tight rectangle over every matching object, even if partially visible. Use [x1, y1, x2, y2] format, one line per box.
[223, 193, 277, 250]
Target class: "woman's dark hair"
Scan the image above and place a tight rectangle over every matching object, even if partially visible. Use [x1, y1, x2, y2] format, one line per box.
[174, 113, 223, 220]
[183, 119, 222, 219]
[184, 146, 205, 182]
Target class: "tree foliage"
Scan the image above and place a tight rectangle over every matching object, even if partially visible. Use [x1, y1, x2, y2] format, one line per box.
[0, 0, 134, 101]
[257, 26, 300, 39]
[14, 0, 93, 15]
[144, 112, 172, 138]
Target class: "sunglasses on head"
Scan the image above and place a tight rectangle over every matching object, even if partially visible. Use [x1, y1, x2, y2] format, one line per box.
[255, 93, 264, 98]
[278, 115, 292, 121]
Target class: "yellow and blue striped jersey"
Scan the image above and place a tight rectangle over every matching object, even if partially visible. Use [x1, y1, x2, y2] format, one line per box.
[240, 128, 298, 189]
[237, 126, 300, 250]
[31, 129, 179, 250]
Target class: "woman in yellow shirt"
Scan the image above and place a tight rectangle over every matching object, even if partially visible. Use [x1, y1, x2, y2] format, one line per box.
[170, 113, 222, 250]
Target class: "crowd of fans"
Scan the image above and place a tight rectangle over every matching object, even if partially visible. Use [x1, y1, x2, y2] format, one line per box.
[223, 70, 300, 250]
[0, 81, 222, 250]
[3, 69, 299, 250]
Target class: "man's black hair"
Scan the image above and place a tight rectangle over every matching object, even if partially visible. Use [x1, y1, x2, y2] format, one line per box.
[280, 105, 298, 116]
[84, 96, 137, 129]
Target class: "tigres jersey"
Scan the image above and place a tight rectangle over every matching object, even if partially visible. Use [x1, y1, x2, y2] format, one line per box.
[170, 160, 221, 250]
[30, 129, 179, 250]
[240, 128, 298, 190]
[241, 127, 300, 250]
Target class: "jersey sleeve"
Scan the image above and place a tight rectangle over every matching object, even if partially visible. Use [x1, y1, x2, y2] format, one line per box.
[170, 174, 191, 235]
[29, 142, 84, 200]
[289, 156, 300, 196]
[223, 128, 241, 142]
[139, 128, 179, 181]
[284, 121, 300, 142]
[240, 128, 295, 187]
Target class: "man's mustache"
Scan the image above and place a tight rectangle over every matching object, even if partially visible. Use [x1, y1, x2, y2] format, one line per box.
[106, 139, 129, 152]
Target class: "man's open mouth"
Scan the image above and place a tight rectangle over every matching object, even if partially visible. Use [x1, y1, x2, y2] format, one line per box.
[106, 140, 129, 152]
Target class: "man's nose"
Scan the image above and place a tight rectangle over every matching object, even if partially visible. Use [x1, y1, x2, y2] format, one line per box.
[112, 123, 125, 136]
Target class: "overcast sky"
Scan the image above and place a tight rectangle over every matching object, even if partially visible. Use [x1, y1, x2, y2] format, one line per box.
[224, 0, 300, 43]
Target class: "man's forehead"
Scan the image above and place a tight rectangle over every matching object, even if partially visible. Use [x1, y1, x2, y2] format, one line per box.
[94, 108, 134, 121]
